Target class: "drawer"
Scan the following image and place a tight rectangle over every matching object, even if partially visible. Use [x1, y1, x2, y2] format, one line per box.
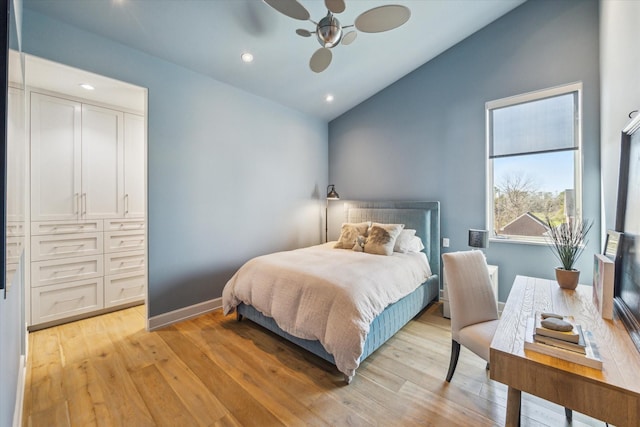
[31, 255, 103, 288]
[104, 219, 146, 232]
[31, 278, 104, 325]
[104, 230, 146, 253]
[7, 221, 25, 237]
[105, 271, 146, 308]
[6, 236, 24, 263]
[104, 250, 145, 275]
[31, 232, 103, 261]
[32, 220, 103, 236]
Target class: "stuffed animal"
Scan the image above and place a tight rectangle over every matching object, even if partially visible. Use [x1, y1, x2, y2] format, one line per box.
[352, 235, 365, 252]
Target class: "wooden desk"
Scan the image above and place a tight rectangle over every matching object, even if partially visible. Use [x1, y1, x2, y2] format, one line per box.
[490, 275, 640, 427]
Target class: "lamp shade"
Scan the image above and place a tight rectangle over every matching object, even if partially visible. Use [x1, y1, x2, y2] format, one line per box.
[327, 184, 340, 200]
[468, 229, 488, 249]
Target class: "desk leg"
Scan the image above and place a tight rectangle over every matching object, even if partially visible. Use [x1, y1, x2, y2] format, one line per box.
[505, 386, 521, 427]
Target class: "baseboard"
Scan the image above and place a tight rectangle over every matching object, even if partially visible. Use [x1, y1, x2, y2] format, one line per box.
[147, 297, 222, 331]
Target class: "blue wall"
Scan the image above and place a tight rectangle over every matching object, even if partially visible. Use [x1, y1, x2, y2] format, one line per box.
[23, 10, 328, 317]
[328, 0, 601, 300]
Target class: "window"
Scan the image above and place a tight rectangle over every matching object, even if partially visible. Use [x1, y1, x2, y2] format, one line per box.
[486, 83, 582, 243]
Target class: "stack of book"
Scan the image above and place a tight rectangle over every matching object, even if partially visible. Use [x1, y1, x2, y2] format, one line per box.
[524, 312, 602, 370]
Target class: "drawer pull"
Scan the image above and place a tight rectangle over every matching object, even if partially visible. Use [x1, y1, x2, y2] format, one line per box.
[53, 266, 86, 274]
[118, 260, 144, 266]
[52, 243, 86, 249]
[53, 226, 84, 231]
[118, 240, 144, 246]
[113, 223, 144, 230]
[54, 295, 85, 304]
[120, 283, 143, 290]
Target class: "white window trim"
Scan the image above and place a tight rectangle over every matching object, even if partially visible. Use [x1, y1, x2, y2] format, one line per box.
[485, 82, 584, 244]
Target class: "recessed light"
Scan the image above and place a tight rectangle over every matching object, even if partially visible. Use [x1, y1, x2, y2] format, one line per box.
[325, 94, 334, 102]
[241, 52, 254, 63]
[79, 83, 95, 91]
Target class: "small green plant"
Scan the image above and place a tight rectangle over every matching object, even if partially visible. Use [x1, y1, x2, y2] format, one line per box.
[545, 218, 593, 271]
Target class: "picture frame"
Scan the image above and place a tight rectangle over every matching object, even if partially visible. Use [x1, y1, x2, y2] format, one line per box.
[603, 229, 623, 259]
[593, 253, 615, 319]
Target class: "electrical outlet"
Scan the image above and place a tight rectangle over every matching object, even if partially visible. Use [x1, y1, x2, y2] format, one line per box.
[442, 238, 450, 247]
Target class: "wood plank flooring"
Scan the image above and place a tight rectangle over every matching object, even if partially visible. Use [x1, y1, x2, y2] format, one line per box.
[23, 303, 609, 426]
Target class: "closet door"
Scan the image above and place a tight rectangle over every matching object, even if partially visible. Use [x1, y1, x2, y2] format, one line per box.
[31, 92, 82, 221]
[123, 113, 145, 218]
[81, 104, 124, 219]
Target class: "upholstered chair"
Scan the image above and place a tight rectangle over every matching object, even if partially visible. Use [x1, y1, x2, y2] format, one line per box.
[442, 250, 499, 382]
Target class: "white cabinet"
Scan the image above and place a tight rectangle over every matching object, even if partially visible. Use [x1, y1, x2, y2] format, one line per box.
[31, 255, 103, 288]
[28, 218, 146, 327]
[31, 93, 125, 221]
[105, 250, 145, 275]
[442, 264, 498, 319]
[31, 278, 104, 325]
[103, 220, 146, 309]
[124, 113, 145, 218]
[81, 104, 124, 219]
[105, 271, 146, 308]
[30, 93, 82, 221]
[31, 232, 103, 261]
[28, 92, 146, 328]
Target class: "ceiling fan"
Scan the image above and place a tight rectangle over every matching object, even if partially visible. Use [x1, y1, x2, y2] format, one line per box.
[263, 0, 411, 73]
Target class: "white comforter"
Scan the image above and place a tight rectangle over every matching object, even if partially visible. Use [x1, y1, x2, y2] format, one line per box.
[222, 243, 432, 378]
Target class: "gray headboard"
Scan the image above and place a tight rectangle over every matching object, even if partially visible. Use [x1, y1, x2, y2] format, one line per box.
[344, 201, 441, 283]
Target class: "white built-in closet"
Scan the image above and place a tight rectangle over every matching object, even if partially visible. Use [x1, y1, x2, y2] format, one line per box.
[27, 77, 147, 328]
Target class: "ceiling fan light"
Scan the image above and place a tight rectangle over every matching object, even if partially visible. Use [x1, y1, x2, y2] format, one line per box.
[316, 13, 342, 48]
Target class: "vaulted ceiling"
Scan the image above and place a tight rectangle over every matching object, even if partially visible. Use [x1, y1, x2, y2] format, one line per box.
[24, 0, 525, 121]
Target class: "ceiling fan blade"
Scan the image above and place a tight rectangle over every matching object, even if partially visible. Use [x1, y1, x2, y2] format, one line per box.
[309, 48, 332, 73]
[325, 0, 346, 14]
[355, 5, 410, 33]
[263, 0, 310, 21]
[296, 29, 312, 37]
[342, 31, 357, 45]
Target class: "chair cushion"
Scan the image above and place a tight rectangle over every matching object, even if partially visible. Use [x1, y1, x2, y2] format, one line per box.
[457, 319, 500, 362]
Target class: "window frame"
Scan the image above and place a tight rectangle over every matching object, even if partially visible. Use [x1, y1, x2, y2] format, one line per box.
[485, 82, 583, 244]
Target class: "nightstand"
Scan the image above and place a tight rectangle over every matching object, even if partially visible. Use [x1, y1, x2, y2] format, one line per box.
[442, 264, 498, 318]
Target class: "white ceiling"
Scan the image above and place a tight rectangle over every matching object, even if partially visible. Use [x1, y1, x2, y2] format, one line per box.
[23, 0, 525, 121]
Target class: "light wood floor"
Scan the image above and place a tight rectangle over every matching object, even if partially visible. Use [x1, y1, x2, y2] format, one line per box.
[23, 303, 609, 427]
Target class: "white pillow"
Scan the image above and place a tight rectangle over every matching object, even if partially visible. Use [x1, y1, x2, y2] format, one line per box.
[394, 229, 417, 253]
[334, 222, 370, 249]
[394, 230, 425, 253]
[364, 223, 404, 256]
[407, 236, 425, 252]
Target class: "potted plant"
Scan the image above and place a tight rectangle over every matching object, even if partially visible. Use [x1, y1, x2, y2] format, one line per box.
[545, 218, 593, 290]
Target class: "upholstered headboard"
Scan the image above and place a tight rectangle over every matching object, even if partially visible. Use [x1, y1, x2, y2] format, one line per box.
[344, 201, 441, 283]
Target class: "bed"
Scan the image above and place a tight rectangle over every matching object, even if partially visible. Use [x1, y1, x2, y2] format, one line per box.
[222, 201, 440, 382]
